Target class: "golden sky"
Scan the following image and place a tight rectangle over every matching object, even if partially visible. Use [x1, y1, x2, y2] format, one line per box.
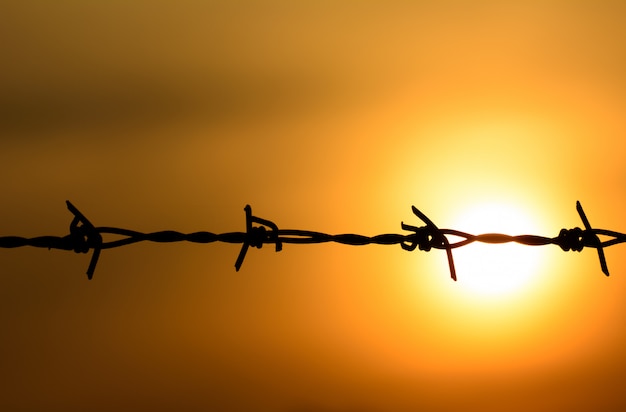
[2, 1, 626, 411]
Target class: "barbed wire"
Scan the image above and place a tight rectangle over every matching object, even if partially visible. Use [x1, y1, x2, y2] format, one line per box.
[1, 200, 625, 280]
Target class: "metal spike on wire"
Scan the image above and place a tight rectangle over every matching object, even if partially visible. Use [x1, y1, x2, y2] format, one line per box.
[1, 200, 625, 280]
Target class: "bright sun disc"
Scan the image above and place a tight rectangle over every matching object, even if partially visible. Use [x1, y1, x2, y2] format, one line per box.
[448, 202, 545, 298]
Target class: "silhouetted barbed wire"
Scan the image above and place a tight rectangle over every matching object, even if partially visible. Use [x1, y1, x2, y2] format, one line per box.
[1, 201, 625, 280]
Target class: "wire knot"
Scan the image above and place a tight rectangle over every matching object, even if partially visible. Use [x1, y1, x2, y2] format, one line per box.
[561, 201, 609, 276]
[557, 227, 588, 252]
[66, 201, 103, 279]
[69, 221, 94, 254]
[248, 226, 268, 249]
[401, 206, 457, 281]
[234, 205, 282, 271]
[400, 225, 437, 252]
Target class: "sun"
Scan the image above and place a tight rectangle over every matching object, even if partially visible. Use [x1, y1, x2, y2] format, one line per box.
[446, 201, 546, 298]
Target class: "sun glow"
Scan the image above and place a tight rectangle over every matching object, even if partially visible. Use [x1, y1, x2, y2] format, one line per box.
[447, 202, 546, 298]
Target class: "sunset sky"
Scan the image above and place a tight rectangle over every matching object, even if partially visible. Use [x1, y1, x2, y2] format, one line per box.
[2, 1, 626, 411]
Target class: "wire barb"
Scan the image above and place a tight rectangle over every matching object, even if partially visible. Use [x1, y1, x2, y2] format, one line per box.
[401, 206, 456, 281]
[234, 205, 282, 272]
[575, 201, 609, 276]
[65, 201, 102, 279]
[0, 200, 624, 280]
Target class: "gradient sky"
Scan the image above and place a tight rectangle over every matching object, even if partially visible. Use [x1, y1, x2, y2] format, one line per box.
[2, 1, 626, 411]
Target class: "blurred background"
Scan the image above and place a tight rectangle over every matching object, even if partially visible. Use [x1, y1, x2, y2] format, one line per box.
[2, 1, 626, 411]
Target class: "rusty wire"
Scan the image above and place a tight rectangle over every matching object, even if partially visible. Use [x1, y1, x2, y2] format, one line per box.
[1, 200, 624, 280]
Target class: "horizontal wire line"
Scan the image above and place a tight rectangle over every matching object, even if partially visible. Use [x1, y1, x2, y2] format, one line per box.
[1, 200, 624, 279]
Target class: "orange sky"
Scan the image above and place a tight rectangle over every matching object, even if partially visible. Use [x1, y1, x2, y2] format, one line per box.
[2, 1, 626, 411]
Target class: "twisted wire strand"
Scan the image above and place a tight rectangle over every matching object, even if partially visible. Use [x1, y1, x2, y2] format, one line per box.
[1, 200, 624, 280]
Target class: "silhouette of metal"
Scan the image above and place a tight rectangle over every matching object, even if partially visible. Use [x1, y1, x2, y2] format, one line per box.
[1, 200, 624, 280]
